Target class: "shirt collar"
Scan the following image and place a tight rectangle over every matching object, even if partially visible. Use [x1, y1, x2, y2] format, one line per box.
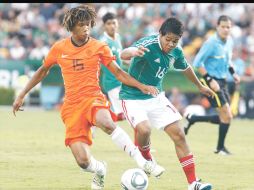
[215, 32, 227, 44]
[157, 34, 162, 50]
[104, 32, 118, 41]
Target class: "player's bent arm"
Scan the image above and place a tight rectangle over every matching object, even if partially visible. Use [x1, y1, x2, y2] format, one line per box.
[13, 65, 51, 116]
[120, 46, 149, 60]
[106, 61, 158, 96]
[120, 47, 138, 60]
[182, 66, 215, 97]
[183, 66, 203, 89]
[122, 59, 131, 65]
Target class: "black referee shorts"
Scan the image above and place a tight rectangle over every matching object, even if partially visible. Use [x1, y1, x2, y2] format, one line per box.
[200, 77, 230, 108]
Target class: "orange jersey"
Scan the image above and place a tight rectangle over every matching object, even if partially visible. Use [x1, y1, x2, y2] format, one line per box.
[43, 37, 115, 104]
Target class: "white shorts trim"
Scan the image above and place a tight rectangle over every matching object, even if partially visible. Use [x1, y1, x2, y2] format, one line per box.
[122, 92, 182, 130]
[107, 86, 123, 114]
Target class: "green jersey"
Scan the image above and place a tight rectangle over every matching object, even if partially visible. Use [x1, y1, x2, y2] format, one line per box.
[119, 34, 189, 100]
[100, 32, 123, 93]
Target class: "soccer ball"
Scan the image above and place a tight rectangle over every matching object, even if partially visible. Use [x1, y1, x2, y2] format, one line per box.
[121, 168, 149, 190]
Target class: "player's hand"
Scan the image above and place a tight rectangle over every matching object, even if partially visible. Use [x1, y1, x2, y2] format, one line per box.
[233, 74, 241, 84]
[133, 46, 150, 57]
[209, 79, 220, 92]
[13, 95, 25, 116]
[199, 85, 215, 98]
[140, 85, 159, 97]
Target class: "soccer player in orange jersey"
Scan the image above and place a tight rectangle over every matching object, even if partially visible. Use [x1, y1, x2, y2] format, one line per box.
[12, 5, 165, 190]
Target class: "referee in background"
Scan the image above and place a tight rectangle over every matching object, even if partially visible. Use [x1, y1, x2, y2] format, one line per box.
[184, 15, 240, 155]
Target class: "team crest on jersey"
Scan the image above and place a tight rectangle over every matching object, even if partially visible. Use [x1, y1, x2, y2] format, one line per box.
[154, 58, 160, 63]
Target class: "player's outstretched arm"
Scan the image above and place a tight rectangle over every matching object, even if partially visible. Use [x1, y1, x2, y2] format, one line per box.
[183, 66, 215, 98]
[13, 65, 51, 116]
[107, 61, 158, 96]
[120, 46, 149, 60]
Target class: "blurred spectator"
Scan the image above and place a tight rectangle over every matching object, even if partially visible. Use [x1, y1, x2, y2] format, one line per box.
[0, 3, 253, 117]
[21, 30, 34, 48]
[242, 56, 254, 118]
[39, 3, 58, 20]
[9, 39, 26, 60]
[167, 87, 188, 115]
[29, 37, 49, 60]
[1, 3, 254, 63]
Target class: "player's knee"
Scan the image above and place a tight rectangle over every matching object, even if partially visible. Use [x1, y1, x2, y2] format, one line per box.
[225, 114, 233, 122]
[137, 126, 151, 137]
[96, 115, 116, 134]
[220, 112, 233, 123]
[76, 156, 90, 169]
[101, 120, 116, 134]
[228, 112, 233, 121]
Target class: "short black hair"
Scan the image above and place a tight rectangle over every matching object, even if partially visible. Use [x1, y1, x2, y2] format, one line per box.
[102, 12, 116, 24]
[217, 15, 232, 25]
[159, 17, 184, 37]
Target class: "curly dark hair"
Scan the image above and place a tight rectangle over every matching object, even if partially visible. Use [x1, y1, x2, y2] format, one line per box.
[62, 5, 97, 32]
[159, 17, 184, 37]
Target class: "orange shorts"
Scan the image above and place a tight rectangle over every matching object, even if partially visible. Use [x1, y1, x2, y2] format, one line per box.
[61, 95, 117, 146]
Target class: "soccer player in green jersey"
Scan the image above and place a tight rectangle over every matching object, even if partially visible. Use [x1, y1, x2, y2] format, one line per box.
[99, 12, 125, 121]
[119, 17, 214, 190]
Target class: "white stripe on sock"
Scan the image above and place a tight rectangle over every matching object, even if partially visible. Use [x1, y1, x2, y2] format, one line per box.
[181, 159, 194, 167]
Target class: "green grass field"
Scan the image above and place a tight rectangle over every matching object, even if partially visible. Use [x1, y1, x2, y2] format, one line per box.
[0, 108, 254, 190]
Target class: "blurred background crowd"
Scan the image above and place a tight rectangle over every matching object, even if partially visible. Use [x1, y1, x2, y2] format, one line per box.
[0, 3, 254, 118]
[0, 3, 254, 62]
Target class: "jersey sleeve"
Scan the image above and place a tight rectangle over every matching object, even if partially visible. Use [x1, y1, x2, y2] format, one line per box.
[130, 40, 139, 48]
[99, 35, 107, 43]
[43, 42, 59, 68]
[100, 45, 116, 67]
[173, 48, 190, 71]
[130, 39, 151, 60]
[193, 40, 212, 68]
[130, 38, 149, 48]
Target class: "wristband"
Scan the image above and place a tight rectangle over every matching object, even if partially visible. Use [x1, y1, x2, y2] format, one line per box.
[229, 66, 235, 75]
[203, 73, 213, 83]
